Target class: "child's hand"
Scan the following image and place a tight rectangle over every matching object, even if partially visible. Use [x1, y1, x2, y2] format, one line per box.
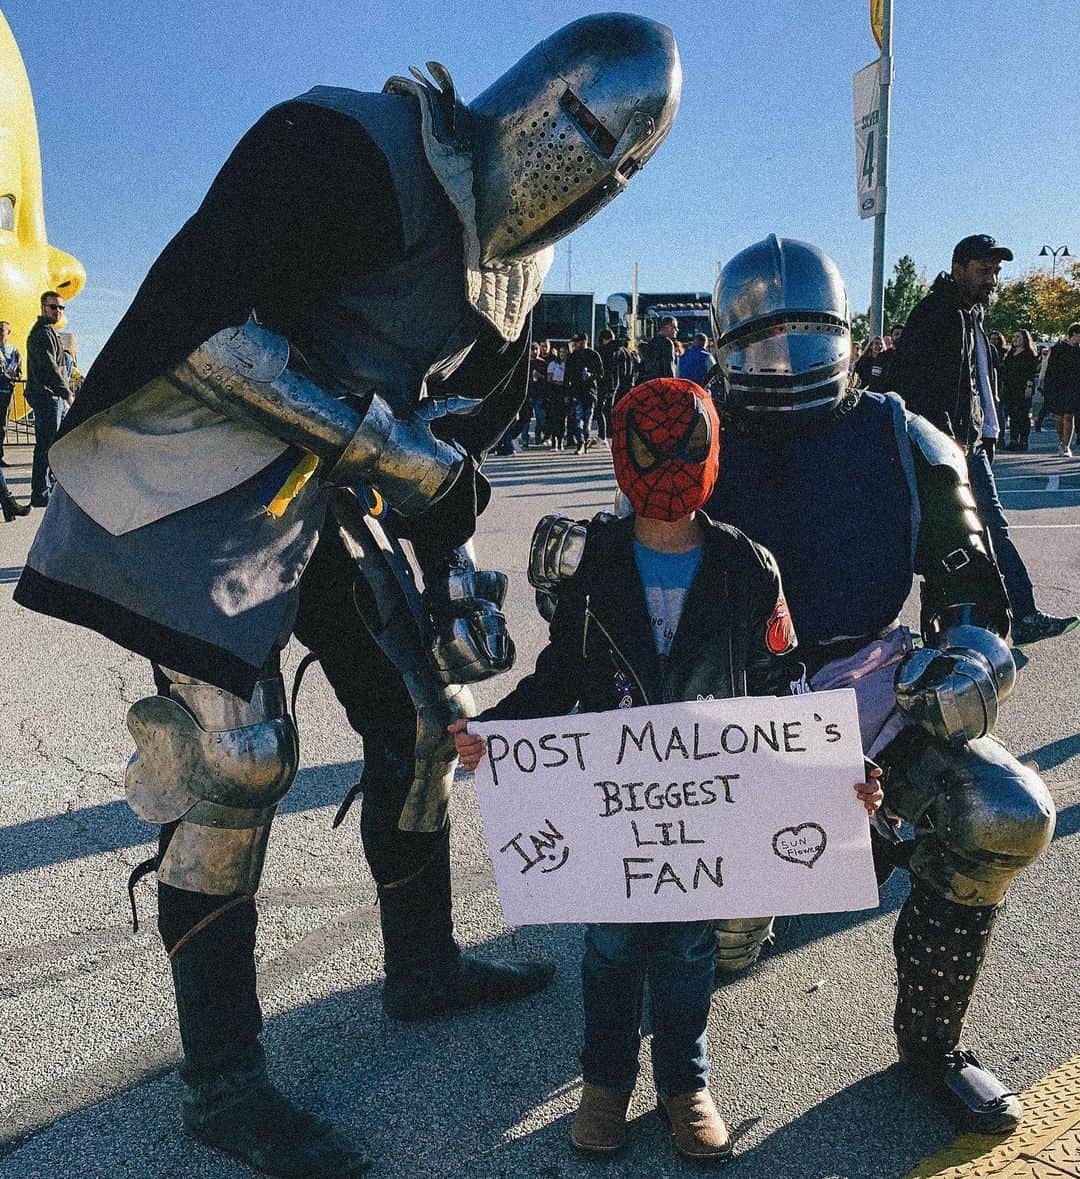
[448, 719, 486, 772]
[854, 765, 884, 815]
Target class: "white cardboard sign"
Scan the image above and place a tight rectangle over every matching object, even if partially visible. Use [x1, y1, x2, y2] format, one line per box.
[470, 690, 879, 925]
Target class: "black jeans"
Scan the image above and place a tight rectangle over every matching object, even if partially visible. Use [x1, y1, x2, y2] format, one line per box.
[0, 386, 12, 459]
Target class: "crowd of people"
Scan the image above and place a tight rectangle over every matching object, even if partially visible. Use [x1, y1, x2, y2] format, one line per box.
[852, 315, 1078, 458]
[500, 319, 722, 455]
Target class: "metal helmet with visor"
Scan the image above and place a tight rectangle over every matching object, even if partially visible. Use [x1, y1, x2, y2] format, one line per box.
[468, 13, 681, 263]
[711, 235, 852, 422]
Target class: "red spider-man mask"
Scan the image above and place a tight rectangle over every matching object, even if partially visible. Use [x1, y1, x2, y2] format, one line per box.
[612, 378, 721, 520]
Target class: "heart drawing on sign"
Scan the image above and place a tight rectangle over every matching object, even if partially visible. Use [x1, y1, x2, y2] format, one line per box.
[772, 823, 827, 868]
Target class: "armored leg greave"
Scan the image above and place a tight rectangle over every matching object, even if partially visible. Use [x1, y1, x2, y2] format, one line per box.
[893, 881, 999, 1062]
[714, 917, 775, 976]
[123, 664, 296, 1074]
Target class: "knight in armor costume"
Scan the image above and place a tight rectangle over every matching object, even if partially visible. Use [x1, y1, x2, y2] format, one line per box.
[14, 17, 682, 1176]
[705, 237, 1054, 1131]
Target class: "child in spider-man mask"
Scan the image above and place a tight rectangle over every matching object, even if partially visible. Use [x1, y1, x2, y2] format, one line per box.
[452, 378, 882, 1163]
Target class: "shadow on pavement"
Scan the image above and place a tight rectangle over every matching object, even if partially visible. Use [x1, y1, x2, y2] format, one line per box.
[1025, 732, 1080, 774]
[0, 923, 590, 1178]
[0, 759, 365, 878]
[726, 1064, 953, 1179]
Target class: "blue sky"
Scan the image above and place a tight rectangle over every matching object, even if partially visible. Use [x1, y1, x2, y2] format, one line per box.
[5, 0, 1075, 365]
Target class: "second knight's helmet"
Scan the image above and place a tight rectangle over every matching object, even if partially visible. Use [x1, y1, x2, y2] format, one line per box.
[469, 14, 681, 263]
[711, 235, 853, 424]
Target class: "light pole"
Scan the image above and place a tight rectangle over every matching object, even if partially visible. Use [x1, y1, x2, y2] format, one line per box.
[1038, 244, 1071, 278]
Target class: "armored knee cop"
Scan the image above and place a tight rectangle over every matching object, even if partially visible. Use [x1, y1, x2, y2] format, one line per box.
[125, 668, 299, 896]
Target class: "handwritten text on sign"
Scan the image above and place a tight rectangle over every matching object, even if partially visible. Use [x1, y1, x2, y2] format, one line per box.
[470, 691, 878, 925]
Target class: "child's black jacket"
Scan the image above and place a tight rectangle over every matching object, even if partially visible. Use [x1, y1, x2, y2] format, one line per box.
[483, 512, 796, 722]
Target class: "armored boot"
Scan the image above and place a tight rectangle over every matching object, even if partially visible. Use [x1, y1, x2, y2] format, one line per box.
[372, 816, 555, 1020]
[893, 881, 1020, 1132]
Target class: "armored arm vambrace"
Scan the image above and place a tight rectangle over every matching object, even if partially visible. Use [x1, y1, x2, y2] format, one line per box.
[908, 419, 1010, 639]
[166, 319, 465, 517]
[895, 421, 1015, 744]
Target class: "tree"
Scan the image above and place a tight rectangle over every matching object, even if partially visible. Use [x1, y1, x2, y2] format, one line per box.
[987, 261, 1080, 339]
[852, 256, 928, 347]
[883, 255, 929, 330]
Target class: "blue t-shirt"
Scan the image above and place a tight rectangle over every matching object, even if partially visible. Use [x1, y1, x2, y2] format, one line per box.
[632, 540, 703, 658]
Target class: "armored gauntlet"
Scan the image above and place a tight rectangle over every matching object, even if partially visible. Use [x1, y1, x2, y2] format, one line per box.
[426, 547, 515, 683]
[894, 608, 1015, 745]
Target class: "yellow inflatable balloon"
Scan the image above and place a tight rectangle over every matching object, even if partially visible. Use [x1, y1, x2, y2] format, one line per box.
[0, 11, 85, 419]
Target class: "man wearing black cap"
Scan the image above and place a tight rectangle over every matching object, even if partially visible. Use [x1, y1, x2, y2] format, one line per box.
[891, 235, 1078, 645]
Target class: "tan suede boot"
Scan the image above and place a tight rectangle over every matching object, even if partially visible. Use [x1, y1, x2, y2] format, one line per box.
[570, 1084, 633, 1154]
[660, 1089, 732, 1163]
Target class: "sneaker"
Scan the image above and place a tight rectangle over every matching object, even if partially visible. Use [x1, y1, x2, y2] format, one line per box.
[571, 1084, 632, 1154]
[1012, 611, 1080, 645]
[659, 1089, 732, 1162]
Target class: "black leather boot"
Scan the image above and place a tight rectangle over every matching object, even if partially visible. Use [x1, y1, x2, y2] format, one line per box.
[893, 881, 1020, 1132]
[181, 1043, 371, 1177]
[1, 488, 30, 520]
[376, 824, 555, 1021]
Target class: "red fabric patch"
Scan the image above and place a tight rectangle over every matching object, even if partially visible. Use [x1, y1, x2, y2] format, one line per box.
[765, 598, 796, 654]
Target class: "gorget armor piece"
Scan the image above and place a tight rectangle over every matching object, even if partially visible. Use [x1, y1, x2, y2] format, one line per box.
[383, 66, 552, 343]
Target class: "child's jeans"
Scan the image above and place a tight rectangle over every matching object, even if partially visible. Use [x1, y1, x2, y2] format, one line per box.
[581, 920, 714, 1100]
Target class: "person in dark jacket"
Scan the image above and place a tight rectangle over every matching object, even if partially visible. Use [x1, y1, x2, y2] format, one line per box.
[891, 235, 1077, 645]
[639, 315, 679, 380]
[564, 332, 605, 453]
[1000, 330, 1041, 451]
[453, 377, 884, 1163]
[1041, 323, 1080, 456]
[853, 336, 891, 392]
[596, 328, 635, 440]
[24, 290, 72, 505]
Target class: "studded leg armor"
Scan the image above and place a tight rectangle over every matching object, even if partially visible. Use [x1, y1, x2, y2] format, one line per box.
[892, 880, 999, 1062]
